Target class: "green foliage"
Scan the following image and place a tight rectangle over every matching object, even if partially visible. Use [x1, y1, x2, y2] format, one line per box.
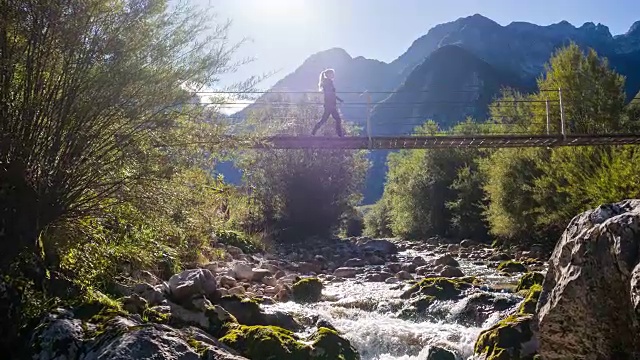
[215, 230, 264, 254]
[292, 278, 323, 303]
[482, 43, 639, 246]
[362, 201, 393, 238]
[238, 98, 369, 241]
[380, 120, 488, 239]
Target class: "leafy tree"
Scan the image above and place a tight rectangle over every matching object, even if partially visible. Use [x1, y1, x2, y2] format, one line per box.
[0, 0, 250, 270]
[482, 43, 634, 245]
[380, 120, 487, 239]
[238, 98, 369, 241]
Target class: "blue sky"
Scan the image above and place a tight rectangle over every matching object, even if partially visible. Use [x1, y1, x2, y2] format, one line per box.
[193, 0, 640, 89]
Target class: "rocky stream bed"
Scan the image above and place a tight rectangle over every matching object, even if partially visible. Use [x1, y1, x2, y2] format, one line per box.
[29, 200, 640, 359]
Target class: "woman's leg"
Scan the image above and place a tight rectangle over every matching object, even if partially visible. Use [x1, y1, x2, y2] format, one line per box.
[312, 108, 331, 135]
[331, 108, 344, 137]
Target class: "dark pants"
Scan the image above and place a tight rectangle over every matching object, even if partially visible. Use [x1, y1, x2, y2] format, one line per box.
[312, 106, 343, 136]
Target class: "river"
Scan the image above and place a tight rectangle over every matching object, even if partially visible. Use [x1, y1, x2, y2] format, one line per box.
[264, 247, 540, 360]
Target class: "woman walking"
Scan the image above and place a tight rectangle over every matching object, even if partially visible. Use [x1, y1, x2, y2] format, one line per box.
[312, 69, 344, 136]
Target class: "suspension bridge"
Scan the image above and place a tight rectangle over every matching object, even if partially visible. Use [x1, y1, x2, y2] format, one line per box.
[195, 88, 640, 150]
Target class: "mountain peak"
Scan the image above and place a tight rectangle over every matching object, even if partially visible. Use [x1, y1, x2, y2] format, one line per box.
[458, 13, 500, 28]
[628, 20, 640, 35]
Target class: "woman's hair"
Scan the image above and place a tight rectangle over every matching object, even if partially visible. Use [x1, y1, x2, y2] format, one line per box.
[318, 68, 335, 91]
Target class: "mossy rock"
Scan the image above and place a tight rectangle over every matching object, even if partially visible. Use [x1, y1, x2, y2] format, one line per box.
[219, 325, 308, 359]
[497, 260, 527, 274]
[427, 346, 456, 360]
[400, 277, 478, 300]
[217, 295, 263, 325]
[518, 284, 542, 315]
[204, 305, 238, 337]
[515, 272, 544, 292]
[292, 278, 323, 303]
[308, 327, 360, 360]
[474, 314, 535, 360]
[398, 295, 437, 320]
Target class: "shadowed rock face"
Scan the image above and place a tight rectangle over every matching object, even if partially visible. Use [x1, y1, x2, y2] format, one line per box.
[534, 199, 640, 359]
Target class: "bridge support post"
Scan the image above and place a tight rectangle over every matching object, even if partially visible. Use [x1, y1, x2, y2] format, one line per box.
[545, 98, 550, 135]
[559, 88, 566, 140]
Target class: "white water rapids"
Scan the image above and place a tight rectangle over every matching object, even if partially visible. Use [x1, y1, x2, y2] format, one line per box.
[263, 249, 533, 360]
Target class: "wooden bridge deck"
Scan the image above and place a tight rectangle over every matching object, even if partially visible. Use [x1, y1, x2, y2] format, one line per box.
[253, 134, 640, 149]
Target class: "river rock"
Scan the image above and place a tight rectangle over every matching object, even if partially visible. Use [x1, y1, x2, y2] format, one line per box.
[460, 239, 476, 248]
[232, 262, 254, 281]
[433, 254, 459, 267]
[535, 200, 640, 359]
[447, 244, 460, 252]
[497, 260, 527, 274]
[228, 286, 246, 295]
[356, 238, 398, 254]
[475, 314, 536, 359]
[344, 258, 366, 267]
[121, 293, 148, 314]
[251, 268, 271, 282]
[365, 271, 393, 282]
[401, 263, 417, 273]
[488, 252, 512, 261]
[386, 263, 403, 273]
[455, 292, 519, 327]
[168, 268, 217, 304]
[412, 256, 427, 266]
[133, 283, 166, 306]
[427, 346, 456, 360]
[262, 276, 277, 287]
[219, 275, 237, 288]
[396, 271, 413, 280]
[366, 254, 386, 265]
[439, 265, 464, 278]
[385, 277, 400, 284]
[333, 267, 358, 278]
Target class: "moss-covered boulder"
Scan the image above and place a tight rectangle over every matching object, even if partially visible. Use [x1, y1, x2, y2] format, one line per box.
[474, 314, 537, 360]
[515, 272, 544, 292]
[292, 278, 323, 303]
[518, 284, 542, 315]
[308, 327, 360, 360]
[497, 261, 527, 274]
[427, 346, 456, 360]
[220, 325, 307, 359]
[217, 295, 263, 325]
[220, 325, 360, 360]
[400, 277, 478, 300]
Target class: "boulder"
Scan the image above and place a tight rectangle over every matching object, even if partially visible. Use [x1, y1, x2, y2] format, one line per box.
[386, 263, 403, 273]
[356, 238, 397, 255]
[333, 267, 358, 278]
[474, 314, 537, 360]
[416, 265, 431, 275]
[344, 258, 366, 267]
[516, 272, 545, 292]
[401, 263, 417, 273]
[251, 269, 271, 282]
[454, 292, 519, 327]
[365, 272, 393, 282]
[121, 293, 147, 314]
[262, 276, 277, 287]
[460, 239, 476, 248]
[488, 252, 512, 261]
[427, 346, 456, 360]
[433, 254, 459, 267]
[401, 277, 477, 300]
[220, 325, 359, 360]
[365, 254, 386, 265]
[412, 256, 427, 266]
[439, 265, 464, 278]
[226, 245, 244, 258]
[30, 310, 84, 360]
[395, 271, 413, 280]
[132, 283, 166, 306]
[232, 262, 254, 281]
[220, 275, 238, 288]
[497, 260, 527, 274]
[535, 200, 640, 359]
[292, 278, 323, 303]
[168, 269, 217, 304]
[447, 244, 460, 252]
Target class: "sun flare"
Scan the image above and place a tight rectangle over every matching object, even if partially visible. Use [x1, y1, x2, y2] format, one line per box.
[252, 0, 310, 19]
